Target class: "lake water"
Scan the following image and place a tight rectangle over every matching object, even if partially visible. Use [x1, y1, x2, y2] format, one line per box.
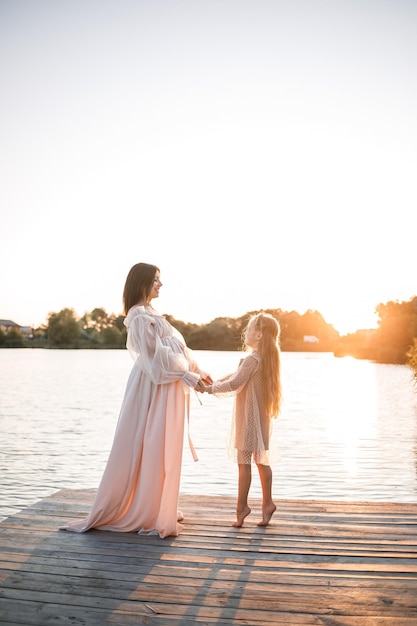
[1, 348, 416, 522]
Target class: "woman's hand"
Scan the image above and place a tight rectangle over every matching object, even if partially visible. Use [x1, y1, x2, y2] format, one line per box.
[195, 379, 207, 393]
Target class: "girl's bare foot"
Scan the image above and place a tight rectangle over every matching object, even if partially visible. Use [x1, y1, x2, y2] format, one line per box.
[232, 505, 251, 527]
[257, 503, 276, 526]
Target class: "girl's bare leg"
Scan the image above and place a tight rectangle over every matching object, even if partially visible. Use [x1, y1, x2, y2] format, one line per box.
[256, 463, 276, 526]
[233, 463, 252, 527]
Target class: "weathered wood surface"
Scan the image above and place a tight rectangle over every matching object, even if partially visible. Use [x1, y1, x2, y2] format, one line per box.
[0, 489, 417, 625]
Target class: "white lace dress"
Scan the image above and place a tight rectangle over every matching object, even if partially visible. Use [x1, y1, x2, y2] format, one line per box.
[211, 352, 278, 465]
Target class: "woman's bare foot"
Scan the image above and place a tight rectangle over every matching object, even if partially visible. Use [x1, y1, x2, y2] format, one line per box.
[257, 503, 276, 526]
[232, 505, 251, 527]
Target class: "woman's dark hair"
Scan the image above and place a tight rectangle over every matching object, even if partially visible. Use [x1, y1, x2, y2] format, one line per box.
[123, 263, 159, 315]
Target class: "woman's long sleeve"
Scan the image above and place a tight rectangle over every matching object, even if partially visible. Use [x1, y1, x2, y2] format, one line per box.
[126, 313, 200, 388]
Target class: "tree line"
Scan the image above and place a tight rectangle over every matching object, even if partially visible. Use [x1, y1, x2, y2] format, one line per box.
[1, 298, 417, 379]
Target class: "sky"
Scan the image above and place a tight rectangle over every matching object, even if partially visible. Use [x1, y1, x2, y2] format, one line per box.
[1, 0, 416, 335]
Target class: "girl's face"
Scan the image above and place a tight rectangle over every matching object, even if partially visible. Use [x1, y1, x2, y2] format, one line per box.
[245, 318, 261, 348]
[149, 272, 162, 301]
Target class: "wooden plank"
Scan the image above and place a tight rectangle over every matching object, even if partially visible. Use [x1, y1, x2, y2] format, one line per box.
[0, 489, 416, 625]
[2, 526, 417, 558]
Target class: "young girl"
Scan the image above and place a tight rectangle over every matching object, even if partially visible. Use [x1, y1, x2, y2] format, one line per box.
[203, 312, 282, 527]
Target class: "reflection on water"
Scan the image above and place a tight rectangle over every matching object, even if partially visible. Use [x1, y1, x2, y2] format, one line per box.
[0, 349, 416, 521]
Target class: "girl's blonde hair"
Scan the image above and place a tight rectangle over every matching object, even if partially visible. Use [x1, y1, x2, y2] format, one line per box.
[247, 312, 282, 419]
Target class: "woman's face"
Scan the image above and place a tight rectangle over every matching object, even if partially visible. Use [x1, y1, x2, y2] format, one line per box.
[149, 271, 162, 301]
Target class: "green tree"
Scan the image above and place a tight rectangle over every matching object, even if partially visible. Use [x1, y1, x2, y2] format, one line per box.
[47, 308, 82, 346]
[81, 307, 110, 332]
[407, 339, 417, 384]
[4, 327, 24, 347]
[113, 314, 126, 331]
[89, 307, 110, 331]
[100, 325, 126, 348]
[187, 317, 243, 350]
[374, 298, 417, 363]
[80, 308, 124, 346]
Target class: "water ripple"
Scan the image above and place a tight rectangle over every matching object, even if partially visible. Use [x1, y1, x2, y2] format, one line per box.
[0, 349, 416, 521]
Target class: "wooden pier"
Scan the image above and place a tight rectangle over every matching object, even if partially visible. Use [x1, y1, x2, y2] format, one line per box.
[1, 489, 417, 625]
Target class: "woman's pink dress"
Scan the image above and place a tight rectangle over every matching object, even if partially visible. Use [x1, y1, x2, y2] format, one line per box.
[61, 304, 202, 538]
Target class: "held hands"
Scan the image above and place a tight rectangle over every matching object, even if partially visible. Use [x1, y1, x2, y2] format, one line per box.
[195, 371, 213, 394]
[195, 380, 205, 393]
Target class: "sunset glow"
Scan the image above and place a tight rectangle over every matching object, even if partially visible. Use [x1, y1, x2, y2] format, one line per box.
[1, 1, 416, 335]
